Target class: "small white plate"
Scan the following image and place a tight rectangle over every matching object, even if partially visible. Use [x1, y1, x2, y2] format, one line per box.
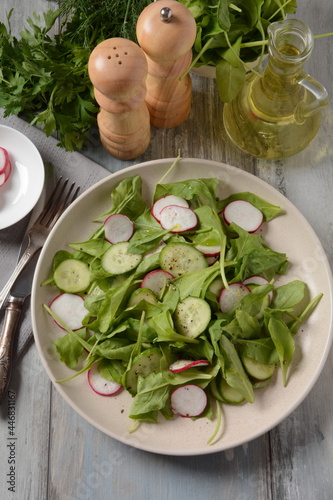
[0, 125, 44, 230]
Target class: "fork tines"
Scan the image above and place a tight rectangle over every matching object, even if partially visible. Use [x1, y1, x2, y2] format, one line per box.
[37, 177, 80, 228]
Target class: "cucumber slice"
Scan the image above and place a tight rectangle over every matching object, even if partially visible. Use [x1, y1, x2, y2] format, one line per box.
[210, 378, 224, 403]
[125, 347, 162, 395]
[208, 277, 224, 296]
[53, 259, 90, 293]
[160, 242, 207, 277]
[219, 378, 245, 404]
[210, 376, 245, 404]
[101, 242, 142, 275]
[242, 355, 276, 381]
[174, 296, 211, 338]
[127, 288, 158, 307]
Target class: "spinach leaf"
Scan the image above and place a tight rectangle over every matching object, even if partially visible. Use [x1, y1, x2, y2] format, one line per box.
[100, 175, 147, 220]
[218, 0, 231, 31]
[217, 191, 282, 221]
[236, 337, 279, 365]
[225, 223, 288, 281]
[271, 280, 305, 310]
[192, 205, 228, 287]
[129, 372, 171, 420]
[222, 309, 262, 339]
[192, 205, 226, 247]
[267, 316, 295, 386]
[128, 209, 169, 254]
[130, 367, 216, 419]
[216, 59, 246, 102]
[154, 178, 220, 209]
[147, 309, 199, 344]
[69, 238, 111, 258]
[219, 334, 254, 403]
[290, 293, 323, 335]
[93, 338, 134, 361]
[88, 275, 136, 333]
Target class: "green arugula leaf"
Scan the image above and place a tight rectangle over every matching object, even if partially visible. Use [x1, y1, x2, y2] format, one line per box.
[173, 261, 221, 300]
[54, 327, 87, 369]
[97, 358, 126, 384]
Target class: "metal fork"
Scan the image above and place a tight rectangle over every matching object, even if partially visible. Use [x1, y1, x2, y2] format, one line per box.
[0, 177, 80, 311]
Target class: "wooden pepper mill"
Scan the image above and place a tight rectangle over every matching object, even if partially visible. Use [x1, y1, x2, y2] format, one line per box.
[88, 38, 151, 160]
[136, 0, 197, 129]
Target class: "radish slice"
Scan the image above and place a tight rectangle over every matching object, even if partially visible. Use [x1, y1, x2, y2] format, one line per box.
[169, 359, 210, 373]
[49, 293, 88, 330]
[159, 205, 198, 233]
[243, 275, 273, 302]
[104, 213, 134, 243]
[0, 158, 12, 187]
[195, 244, 221, 256]
[222, 200, 264, 233]
[152, 195, 189, 222]
[141, 269, 174, 296]
[206, 255, 220, 266]
[0, 147, 10, 174]
[88, 363, 122, 396]
[171, 385, 207, 417]
[219, 283, 250, 312]
[242, 275, 269, 287]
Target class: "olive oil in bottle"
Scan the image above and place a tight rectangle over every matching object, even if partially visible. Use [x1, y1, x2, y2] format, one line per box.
[223, 19, 328, 160]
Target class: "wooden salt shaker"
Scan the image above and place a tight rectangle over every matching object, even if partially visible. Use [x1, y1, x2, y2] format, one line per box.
[136, 0, 196, 129]
[88, 38, 150, 160]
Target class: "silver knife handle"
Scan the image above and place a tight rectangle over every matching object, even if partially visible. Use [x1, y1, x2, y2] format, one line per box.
[0, 238, 41, 311]
[0, 298, 24, 403]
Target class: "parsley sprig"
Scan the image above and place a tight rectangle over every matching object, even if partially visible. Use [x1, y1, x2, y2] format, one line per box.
[0, 1, 150, 151]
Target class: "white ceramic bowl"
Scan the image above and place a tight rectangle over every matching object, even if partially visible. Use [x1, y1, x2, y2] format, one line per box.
[31, 158, 333, 456]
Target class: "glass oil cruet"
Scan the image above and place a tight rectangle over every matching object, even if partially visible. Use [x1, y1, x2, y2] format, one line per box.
[223, 19, 329, 160]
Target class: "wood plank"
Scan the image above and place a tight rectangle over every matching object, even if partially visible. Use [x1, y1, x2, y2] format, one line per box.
[48, 389, 273, 500]
[256, 0, 333, 498]
[0, 3, 55, 500]
[0, 344, 51, 500]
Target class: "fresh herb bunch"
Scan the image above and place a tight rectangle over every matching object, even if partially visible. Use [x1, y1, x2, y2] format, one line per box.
[0, 0, 299, 150]
[0, 1, 151, 151]
[178, 0, 297, 102]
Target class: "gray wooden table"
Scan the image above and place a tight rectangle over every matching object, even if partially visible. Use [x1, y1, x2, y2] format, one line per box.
[0, 1, 332, 499]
